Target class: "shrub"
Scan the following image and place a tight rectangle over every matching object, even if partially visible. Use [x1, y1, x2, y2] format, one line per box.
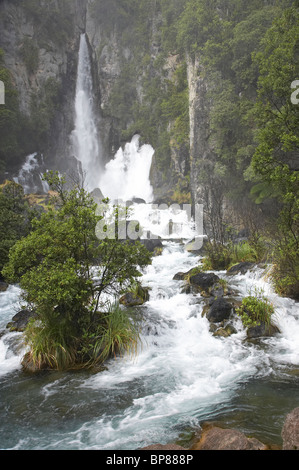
[203, 241, 232, 270]
[3, 173, 151, 371]
[236, 289, 274, 329]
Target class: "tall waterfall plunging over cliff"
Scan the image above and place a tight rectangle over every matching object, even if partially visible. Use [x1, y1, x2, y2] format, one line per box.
[71, 33, 102, 192]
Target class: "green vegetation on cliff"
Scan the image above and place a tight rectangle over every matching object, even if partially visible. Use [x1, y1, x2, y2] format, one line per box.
[0, 0, 298, 303]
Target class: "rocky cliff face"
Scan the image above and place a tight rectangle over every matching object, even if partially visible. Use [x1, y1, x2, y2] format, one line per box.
[0, 0, 89, 182]
[0, 0, 197, 203]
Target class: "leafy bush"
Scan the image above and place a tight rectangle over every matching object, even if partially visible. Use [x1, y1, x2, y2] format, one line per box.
[3, 173, 151, 371]
[236, 289, 274, 329]
[271, 234, 299, 300]
[203, 241, 232, 270]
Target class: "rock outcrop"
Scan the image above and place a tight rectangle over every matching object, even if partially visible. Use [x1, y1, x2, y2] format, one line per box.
[191, 425, 267, 450]
[282, 407, 299, 450]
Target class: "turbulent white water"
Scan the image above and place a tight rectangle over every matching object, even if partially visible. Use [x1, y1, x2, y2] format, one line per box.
[1, 31, 298, 450]
[1, 241, 299, 449]
[0, 286, 24, 377]
[99, 135, 154, 203]
[71, 33, 101, 192]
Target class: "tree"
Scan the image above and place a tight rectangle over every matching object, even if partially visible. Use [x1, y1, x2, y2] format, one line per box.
[3, 173, 152, 370]
[0, 180, 30, 275]
[250, 7, 299, 298]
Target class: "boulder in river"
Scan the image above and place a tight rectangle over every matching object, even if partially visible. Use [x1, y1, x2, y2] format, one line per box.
[206, 298, 233, 323]
[189, 272, 220, 292]
[246, 321, 280, 339]
[6, 309, 36, 332]
[0, 282, 8, 292]
[139, 238, 163, 255]
[282, 407, 299, 450]
[191, 425, 267, 450]
[120, 284, 150, 307]
[227, 262, 255, 275]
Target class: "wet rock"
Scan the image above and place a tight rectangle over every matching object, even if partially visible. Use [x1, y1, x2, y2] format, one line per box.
[6, 309, 35, 332]
[140, 444, 187, 450]
[0, 281, 8, 292]
[132, 197, 146, 204]
[120, 285, 149, 307]
[209, 284, 225, 298]
[173, 272, 188, 281]
[282, 407, 299, 450]
[191, 426, 267, 450]
[227, 262, 255, 275]
[206, 298, 233, 323]
[189, 272, 220, 292]
[181, 283, 192, 294]
[139, 238, 163, 254]
[212, 322, 237, 338]
[246, 321, 280, 339]
[120, 292, 145, 306]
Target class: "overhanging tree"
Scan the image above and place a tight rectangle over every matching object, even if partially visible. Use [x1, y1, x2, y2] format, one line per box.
[3, 173, 152, 370]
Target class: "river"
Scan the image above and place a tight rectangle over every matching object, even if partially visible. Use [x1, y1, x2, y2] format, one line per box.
[0, 234, 299, 450]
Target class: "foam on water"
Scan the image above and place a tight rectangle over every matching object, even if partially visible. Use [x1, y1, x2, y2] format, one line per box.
[0, 243, 298, 449]
[99, 135, 154, 204]
[0, 286, 24, 376]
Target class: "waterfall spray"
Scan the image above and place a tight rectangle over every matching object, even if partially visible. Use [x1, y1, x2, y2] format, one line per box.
[99, 135, 154, 203]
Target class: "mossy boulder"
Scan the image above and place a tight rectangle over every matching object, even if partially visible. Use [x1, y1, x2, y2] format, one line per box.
[6, 309, 36, 332]
[227, 262, 255, 275]
[189, 272, 220, 293]
[246, 321, 280, 339]
[120, 285, 150, 306]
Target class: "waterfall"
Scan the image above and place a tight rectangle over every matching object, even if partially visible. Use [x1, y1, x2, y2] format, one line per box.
[72, 35, 154, 202]
[13, 153, 48, 194]
[99, 135, 154, 203]
[71, 33, 101, 192]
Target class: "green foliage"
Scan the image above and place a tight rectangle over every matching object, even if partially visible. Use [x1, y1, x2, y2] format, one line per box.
[3, 173, 152, 370]
[0, 181, 31, 274]
[203, 239, 266, 271]
[249, 7, 299, 298]
[82, 302, 140, 367]
[236, 289, 275, 329]
[203, 242, 232, 271]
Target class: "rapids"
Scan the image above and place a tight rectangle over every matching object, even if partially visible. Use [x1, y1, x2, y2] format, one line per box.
[0, 237, 299, 450]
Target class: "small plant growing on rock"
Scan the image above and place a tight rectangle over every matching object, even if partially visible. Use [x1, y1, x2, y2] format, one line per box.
[236, 288, 274, 329]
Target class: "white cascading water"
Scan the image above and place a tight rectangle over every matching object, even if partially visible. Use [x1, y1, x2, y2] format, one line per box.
[1, 245, 299, 449]
[1, 33, 299, 450]
[71, 33, 101, 192]
[99, 135, 154, 203]
[13, 153, 49, 194]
